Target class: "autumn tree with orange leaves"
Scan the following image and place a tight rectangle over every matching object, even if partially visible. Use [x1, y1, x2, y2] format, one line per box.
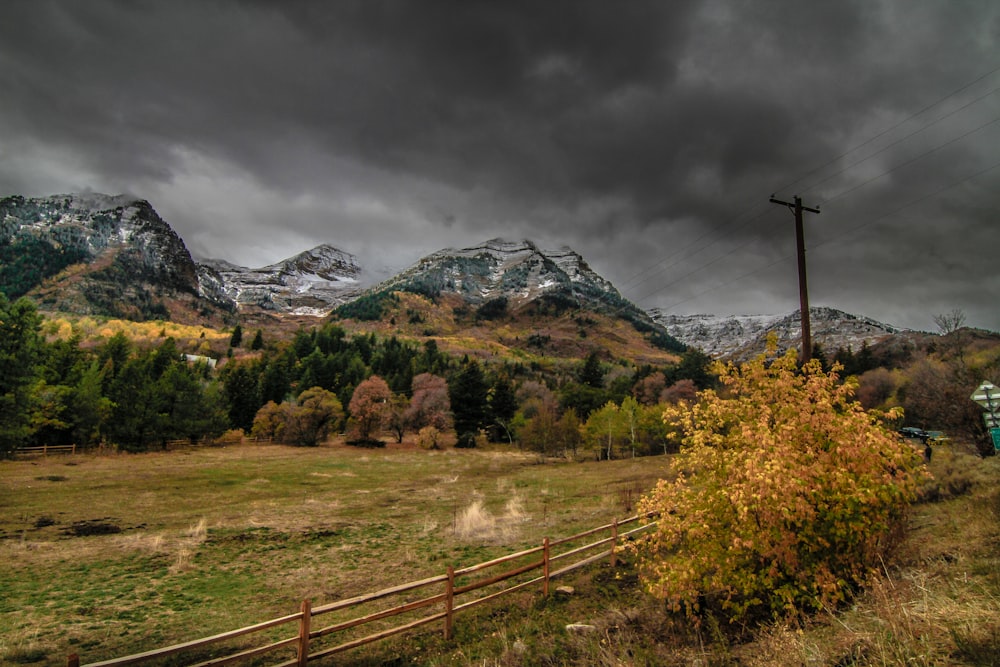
[347, 375, 392, 445]
[631, 347, 926, 624]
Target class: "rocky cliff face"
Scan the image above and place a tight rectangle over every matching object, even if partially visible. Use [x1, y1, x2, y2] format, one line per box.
[650, 307, 907, 359]
[0, 192, 369, 319]
[342, 238, 683, 350]
[196, 244, 366, 316]
[375, 238, 630, 310]
[0, 193, 212, 320]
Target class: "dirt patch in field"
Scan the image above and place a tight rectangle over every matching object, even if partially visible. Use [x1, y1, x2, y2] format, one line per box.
[61, 518, 124, 537]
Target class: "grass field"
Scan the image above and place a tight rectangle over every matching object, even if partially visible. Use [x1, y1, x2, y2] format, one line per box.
[3, 441, 999, 666]
[0, 440, 666, 665]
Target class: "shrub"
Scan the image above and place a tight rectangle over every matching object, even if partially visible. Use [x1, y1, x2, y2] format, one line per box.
[631, 348, 927, 624]
[416, 425, 442, 450]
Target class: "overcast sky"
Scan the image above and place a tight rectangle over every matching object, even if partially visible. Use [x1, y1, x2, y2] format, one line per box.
[1, 1, 998, 332]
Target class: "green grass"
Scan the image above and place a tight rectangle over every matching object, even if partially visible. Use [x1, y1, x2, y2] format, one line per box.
[0, 441, 665, 665]
[5, 442, 997, 666]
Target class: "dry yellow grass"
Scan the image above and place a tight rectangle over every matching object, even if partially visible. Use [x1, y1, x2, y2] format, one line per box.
[0, 441, 662, 665]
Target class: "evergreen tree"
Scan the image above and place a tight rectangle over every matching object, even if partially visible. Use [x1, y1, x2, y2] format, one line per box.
[229, 324, 243, 348]
[417, 339, 448, 375]
[449, 358, 489, 447]
[106, 354, 163, 450]
[259, 354, 292, 404]
[672, 347, 714, 389]
[0, 294, 43, 455]
[580, 351, 604, 388]
[71, 360, 112, 447]
[97, 331, 132, 383]
[292, 328, 315, 358]
[250, 329, 264, 350]
[223, 363, 262, 433]
[488, 375, 518, 443]
[559, 382, 606, 420]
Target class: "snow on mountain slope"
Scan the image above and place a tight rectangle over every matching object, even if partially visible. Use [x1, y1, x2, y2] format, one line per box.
[196, 244, 367, 315]
[375, 238, 625, 308]
[649, 307, 906, 359]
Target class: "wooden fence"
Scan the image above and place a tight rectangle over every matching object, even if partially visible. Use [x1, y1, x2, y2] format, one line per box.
[67, 514, 656, 667]
[15, 444, 76, 456]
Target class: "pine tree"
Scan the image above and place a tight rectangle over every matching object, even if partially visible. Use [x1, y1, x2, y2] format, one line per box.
[229, 324, 243, 348]
[449, 359, 489, 447]
[580, 351, 604, 388]
[0, 294, 43, 455]
[488, 375, 518, 443]
[223, 363, 262, 433]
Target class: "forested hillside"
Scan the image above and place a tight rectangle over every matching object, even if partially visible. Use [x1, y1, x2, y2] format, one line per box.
[0, 293, 713, 457]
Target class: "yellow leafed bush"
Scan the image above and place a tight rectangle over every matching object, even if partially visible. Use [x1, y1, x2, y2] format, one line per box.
[631, 346, 927, 624]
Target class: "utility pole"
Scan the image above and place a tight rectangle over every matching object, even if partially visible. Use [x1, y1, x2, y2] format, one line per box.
[769, 195, 820, 364]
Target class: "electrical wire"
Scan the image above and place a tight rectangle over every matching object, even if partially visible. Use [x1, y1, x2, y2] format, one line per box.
[650, 158, 1000, 315]
[619, 64, 1000, 306]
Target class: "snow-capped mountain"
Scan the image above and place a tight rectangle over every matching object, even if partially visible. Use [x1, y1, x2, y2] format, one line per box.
[0, 192, 371, 319]
[650, 307, 906, 359]
[1, 193, 910, 360]
[197, 245, 367, 316]
[367, 238, 654, 318]
[0, 193, 211, 320]
[337, 237, 685, 354]
[373, 238, 619, 305]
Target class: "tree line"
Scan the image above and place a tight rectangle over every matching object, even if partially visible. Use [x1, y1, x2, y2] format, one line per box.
[0, 292, 715, 457]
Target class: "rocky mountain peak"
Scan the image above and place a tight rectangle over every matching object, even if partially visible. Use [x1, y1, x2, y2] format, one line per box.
[0, 192, 206, 320]
[196, 245, 366, 316]
[377, 237, 624, 309]
[650, 306, 907, 359]
[340, 237, 683, 352]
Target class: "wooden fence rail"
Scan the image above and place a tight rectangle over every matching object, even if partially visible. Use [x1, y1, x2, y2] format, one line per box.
[67, 514, 656, 667]
[15, 444, 76, 456]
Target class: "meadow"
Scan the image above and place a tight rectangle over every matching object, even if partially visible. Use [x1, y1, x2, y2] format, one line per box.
[3, 440, 1000, 666]
[0, 440, 665, 665]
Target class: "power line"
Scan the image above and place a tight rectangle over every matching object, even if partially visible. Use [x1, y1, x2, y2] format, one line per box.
[629, 111, 1000, 309]
[622, 87, 1000, 304]
[775, 63, 1000, 196]
[623, 208, 773, 297]
[651, 158, 1000, 316]
[801, 85, 1000, 199]
[606, 65, 1000, 324]
[819, 113, 1000, 204]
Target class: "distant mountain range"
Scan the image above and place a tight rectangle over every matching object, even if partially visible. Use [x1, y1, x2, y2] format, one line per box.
[650, 308, 910, 360]
[1, 192, 914, 360]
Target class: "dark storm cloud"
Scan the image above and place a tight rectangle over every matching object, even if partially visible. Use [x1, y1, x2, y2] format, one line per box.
[0, 0, 998, 331]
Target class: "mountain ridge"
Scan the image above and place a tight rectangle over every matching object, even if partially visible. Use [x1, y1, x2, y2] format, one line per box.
[650, 307, 910, 360]
[3, 192, 917, 363]
[0, 192, 214, 321]
[196, 244, 367, 316]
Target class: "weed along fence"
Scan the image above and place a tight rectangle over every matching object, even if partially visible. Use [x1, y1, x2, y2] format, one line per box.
[66, 514, 655, 667]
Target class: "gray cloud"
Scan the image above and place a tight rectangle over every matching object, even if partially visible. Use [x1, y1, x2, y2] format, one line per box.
[1, 0, 998, 331]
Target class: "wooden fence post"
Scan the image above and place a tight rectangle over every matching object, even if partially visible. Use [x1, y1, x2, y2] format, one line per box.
[67, 654, 79, 667]
[610, 519, 618, 568]
[297, 599, 311, 666]
[444, 566, 455, 640]
[543, 537, 550, 596]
